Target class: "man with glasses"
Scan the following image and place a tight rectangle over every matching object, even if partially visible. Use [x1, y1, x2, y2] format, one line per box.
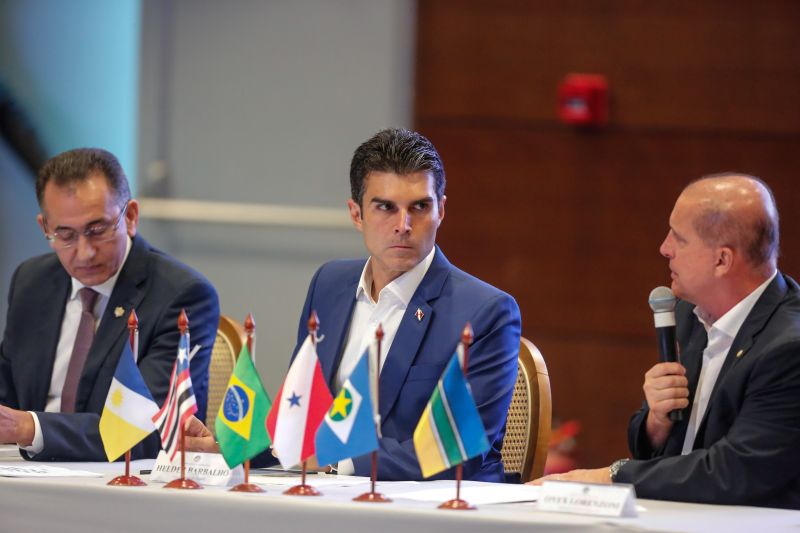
[0, 148, 219, 461]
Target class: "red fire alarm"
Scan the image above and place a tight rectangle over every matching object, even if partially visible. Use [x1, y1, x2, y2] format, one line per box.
[558, 74, 609, 126]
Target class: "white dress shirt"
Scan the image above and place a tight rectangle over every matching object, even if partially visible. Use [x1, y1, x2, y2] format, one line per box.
[333, 247, 435, 474]
[681, 271, 777, 454]
[22, 237, 132, 453]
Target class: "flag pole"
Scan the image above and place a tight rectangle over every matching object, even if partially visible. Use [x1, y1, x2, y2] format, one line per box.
[354, 323, 391, 503]
[438, 323, 476, 511]
[165, 310, 202, 490]
[284, 311, 322, 496]
[108, 310, 147, 486]
[231, 313, 265, 493]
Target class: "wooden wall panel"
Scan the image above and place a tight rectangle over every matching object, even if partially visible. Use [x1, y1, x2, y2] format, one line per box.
[417, 0, 800, 134]
[415, 1, 800, 468]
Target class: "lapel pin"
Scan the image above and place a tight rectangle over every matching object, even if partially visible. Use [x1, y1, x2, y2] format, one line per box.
[736, 349, 745, 358]
[114, 306, 125, 318]
[414, 308, 425, 322]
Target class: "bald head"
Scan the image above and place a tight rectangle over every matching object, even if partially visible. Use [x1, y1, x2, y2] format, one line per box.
[681, 173, 779, 271]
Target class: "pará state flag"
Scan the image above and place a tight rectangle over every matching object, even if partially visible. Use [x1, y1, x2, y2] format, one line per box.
[413, 345, 490, 478]
[215, 344, 272, 468]
[315, 351, 378, 466]
[265, 333, 333, 469]
[99, 342, 159, 462]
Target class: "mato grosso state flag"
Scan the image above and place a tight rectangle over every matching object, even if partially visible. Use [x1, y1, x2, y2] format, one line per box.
[99, 342, 159, 461]
[215, 344, 272, 468]
[152, 331, 197, 461]
[265, 334, 333, 469]
[413, 346, 490, 478]
[314, 351, 378, 466]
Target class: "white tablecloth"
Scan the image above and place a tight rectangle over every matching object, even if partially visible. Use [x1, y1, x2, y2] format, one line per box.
[1, 449, 798, 533]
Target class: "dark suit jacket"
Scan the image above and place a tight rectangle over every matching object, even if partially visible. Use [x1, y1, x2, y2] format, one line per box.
[287, 246, 520, 482]
[618, 273, 800, 509]
[0, 235, 219, 461]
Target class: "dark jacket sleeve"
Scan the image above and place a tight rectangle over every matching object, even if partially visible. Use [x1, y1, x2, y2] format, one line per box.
[0, 263, 22, 408]
[627, 402, 660, 460]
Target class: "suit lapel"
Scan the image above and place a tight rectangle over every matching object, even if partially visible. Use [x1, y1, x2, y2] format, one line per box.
[663, 318, 707, 456]
[694, 274, 787, 445]
[28, 270, 71, 410]
[318, 275, 360, 388]
[75, 237, 150, 411]
[378, 247, 450, 418]
[683, 325, 708, 406]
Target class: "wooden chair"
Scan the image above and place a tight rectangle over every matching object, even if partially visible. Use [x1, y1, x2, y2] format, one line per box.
[205, 315, 246, 433]
[501, 337, 552, 482]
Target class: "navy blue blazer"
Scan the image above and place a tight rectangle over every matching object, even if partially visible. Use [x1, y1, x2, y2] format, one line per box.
[619, 273, 800, 509]
[0, 235, 219, 461]
[292, 247, 520, 482]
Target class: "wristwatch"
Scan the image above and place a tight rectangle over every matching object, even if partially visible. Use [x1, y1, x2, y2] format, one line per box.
[609, 458, 630, 482]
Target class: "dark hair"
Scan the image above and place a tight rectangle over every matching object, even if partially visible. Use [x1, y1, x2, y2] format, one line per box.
[36, 148, 131, 207]
[690, 173, 780, 268]
[349, 128, 445, 206]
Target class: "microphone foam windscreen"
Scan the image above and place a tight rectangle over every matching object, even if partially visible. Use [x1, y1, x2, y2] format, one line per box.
[648, 286, 676, 313]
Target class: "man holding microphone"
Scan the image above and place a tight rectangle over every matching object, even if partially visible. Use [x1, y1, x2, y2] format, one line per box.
[533, 173, 800, 509]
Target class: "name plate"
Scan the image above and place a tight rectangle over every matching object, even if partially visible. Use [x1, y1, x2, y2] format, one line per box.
[149, 451, 244, 487]
[538, 480, 637, 517]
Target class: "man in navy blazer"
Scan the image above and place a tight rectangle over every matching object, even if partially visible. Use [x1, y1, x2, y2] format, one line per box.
[292, 128, 520, 481]
[297, 245, 520, 481]
[174, 129, 521, 479]
[532, 174, 800, 509]
[0, 148, 219, 461]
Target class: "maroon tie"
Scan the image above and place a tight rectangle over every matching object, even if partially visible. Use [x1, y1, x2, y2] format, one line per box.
[61, 288, 99, 413]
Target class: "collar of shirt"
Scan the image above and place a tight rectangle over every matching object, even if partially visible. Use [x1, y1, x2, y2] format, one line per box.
[693, 270, 777, 340]
[355, 246, 437, 306]
[68, 236, 133, 303]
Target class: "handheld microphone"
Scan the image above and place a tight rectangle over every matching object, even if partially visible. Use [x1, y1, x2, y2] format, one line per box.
[648, 286, 683, 422]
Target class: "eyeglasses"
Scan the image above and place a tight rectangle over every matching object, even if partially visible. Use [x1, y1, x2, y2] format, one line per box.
[44, 203, 129, 249]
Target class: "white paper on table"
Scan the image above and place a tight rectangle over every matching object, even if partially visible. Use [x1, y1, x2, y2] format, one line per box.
[390, 484, 541, 505]
[0, 465, 103, 477]
[249, 473, 372, 487]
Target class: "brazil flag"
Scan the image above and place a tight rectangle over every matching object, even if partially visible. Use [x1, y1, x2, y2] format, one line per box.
[216, 345, 272, 468]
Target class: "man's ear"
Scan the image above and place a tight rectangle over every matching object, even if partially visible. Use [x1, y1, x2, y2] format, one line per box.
[715, 246, 734, 276]
[438, 194, 446, 224]
[36, 213, 47, 235]
[347, 199, 363, 232]
[124, 200, 139, 237]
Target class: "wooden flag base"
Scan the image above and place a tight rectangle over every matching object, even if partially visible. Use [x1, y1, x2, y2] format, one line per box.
[438, 498, 475, 510]
[164, 419, 201, 490]
[108, 475, 146, 487]
[284, 484, 320, 496]
[230, 482, 264, 493]
[164, 478, 202, 490]
[353, 491, 391, 503]
[230, 460, 264, 492]
[354, 452, 391, 503]
[108, 450, 145, 486]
